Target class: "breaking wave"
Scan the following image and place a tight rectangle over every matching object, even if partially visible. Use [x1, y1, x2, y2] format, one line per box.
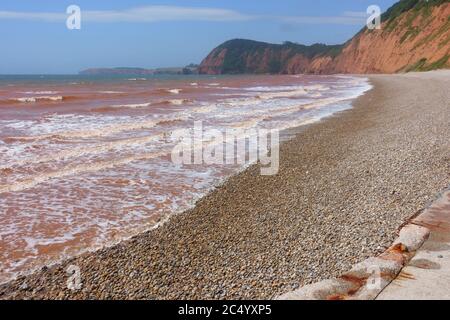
[10, 96, 64, 103]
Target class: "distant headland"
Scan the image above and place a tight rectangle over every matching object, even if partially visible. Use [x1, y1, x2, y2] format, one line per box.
[79, 64, 199, 76]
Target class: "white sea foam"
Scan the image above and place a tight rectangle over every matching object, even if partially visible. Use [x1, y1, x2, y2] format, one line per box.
[1, 119, 36, 130]
[111, 102, 152, 109]
[167, 89, 182, 94]
[1, 133, 165, 169]
[21, 91, 59, 95]
[110, 99, 189, 109]
[190, 104, 217, 114]
[256, 88, 308, 99]
[12, 96, 64, 103]
[304, 84, 330, 91]
[98, 91, 124, 94]
[167, 99, 186, 105]
[240, 85, 329, 99]
[243, 85, 300, 92]
[6, 113, 189, 142]
[24, 234, 77, 251]
[0, 149, 172, 193]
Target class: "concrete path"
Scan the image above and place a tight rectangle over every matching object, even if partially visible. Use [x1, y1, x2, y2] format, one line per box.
[377, 190, 450, 300]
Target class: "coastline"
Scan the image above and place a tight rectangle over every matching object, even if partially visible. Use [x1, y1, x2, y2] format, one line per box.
[1, 70, 449, 300]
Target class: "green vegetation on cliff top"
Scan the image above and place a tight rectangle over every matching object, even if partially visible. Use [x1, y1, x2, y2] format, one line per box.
[382, 0, 448, 22]
[215, 40, 343, 60]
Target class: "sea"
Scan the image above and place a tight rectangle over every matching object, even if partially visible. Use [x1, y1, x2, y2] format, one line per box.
[0, 73, 371, 283]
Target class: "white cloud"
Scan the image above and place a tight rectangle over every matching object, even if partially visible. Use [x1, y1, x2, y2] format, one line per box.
[0, 5, 253, 23]
[343, 11, 368, 18]
[278, 15, 366, 25]
[0, 11, 65, 21]
[82, 6, 253, 22]
[0, 5, 366, 25]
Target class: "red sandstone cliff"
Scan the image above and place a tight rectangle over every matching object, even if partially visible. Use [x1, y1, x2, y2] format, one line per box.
[199, 0, 450, 75]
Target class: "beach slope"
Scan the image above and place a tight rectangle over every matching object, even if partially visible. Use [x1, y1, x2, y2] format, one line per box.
[1, 71, 449, 300]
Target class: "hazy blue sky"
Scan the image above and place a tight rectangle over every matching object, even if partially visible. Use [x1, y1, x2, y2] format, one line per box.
[0, 0, 398, 74]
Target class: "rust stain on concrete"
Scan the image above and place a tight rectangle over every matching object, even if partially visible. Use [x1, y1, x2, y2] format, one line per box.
[395, 271, 416, 281]
[409, 258, 441, 270]
[413, 190, 450, 234]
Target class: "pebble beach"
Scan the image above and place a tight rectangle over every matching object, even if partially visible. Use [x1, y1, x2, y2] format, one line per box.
[1, 71, 449, 300]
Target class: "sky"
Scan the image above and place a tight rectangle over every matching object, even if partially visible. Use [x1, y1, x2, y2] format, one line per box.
[0, 0, 398, 74]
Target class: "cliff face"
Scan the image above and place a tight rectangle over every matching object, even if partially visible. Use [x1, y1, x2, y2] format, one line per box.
[199, 0, 450, 74]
